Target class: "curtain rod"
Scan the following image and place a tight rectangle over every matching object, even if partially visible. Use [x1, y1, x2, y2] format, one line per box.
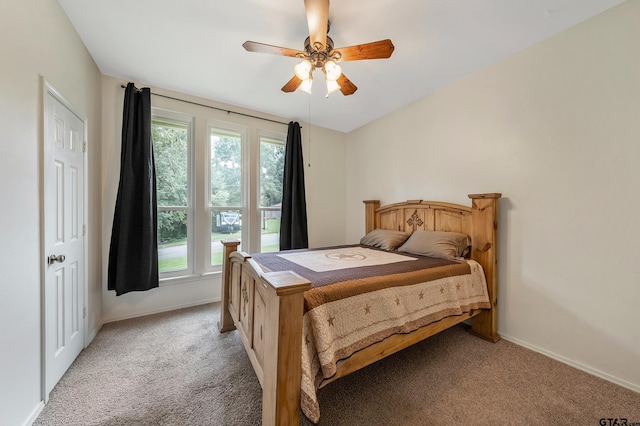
[120, 84, 294, 127]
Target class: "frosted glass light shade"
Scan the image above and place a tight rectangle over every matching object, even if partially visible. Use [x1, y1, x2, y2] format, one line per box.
[294, 60, 313, 80]
[298, 78, 313, 94]
[325, 79, 340, 96]
[323, 60, 342, 81]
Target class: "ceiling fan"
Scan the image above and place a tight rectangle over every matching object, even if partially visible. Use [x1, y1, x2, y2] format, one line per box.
[242, 0, 395, 96]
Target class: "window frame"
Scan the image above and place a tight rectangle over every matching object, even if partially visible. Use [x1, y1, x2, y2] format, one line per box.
[148, 98, 289, 285]
[151, 108, 195, 280]
[256, 130, 286, 253]
[205, 119, 249, 273]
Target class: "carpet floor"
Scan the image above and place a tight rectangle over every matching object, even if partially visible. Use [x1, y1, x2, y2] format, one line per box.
[35, 303, 640, 425]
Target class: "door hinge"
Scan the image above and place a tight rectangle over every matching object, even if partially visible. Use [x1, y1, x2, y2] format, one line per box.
[82, 224, 86, 236]
[82, 142, 87, 153]
[83, 307, 87, 319]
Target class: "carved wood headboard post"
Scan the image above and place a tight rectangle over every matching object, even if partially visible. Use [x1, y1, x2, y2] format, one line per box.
[468, 193, 502, 342]
[363, 200, 381, 234]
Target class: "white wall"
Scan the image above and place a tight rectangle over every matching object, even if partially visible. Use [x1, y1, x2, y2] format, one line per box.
[0, 1, 103, 425]
[101, 76, 347, 322]
[4, 2, 633, 425]
[346, 1, 640, 391]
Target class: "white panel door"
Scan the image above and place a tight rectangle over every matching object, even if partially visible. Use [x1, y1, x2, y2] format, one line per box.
[43, 88, 85, 397]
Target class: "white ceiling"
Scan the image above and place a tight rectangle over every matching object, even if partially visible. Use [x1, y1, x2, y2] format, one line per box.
[57, 0, 624, 133]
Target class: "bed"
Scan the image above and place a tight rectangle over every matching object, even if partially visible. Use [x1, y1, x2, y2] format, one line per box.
[218, 193, 501, 425]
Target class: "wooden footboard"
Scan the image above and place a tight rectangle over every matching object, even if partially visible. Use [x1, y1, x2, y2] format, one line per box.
[218, 193, 501, 425]
[218, 242, 311, 425]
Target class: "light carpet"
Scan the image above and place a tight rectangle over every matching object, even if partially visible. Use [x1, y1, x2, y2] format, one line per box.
[35, 303, 640, 425]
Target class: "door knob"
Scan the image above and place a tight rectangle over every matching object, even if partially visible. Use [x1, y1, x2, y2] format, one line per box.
[48, 254, 66, 265]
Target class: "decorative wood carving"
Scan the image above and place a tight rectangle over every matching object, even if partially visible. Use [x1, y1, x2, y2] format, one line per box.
[406, 209, 424, 231]
[242, 282, 249, 310]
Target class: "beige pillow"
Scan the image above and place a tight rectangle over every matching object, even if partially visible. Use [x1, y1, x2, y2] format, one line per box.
[360, 229, 411, 251]
[397, 230, 471, 259]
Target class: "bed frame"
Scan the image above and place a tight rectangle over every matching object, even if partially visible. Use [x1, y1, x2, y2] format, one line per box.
[218, 193, 501, 425]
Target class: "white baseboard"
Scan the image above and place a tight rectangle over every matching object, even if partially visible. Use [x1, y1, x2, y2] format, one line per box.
[86, 322, 102, 347]
[101, 297, 220, 325]
[22, 401, 44, 426]
[500, 332, 640, 394]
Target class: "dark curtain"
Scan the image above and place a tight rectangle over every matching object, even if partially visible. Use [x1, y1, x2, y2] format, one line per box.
[108, 83, 159, 296]
[279, 121, 309, 250]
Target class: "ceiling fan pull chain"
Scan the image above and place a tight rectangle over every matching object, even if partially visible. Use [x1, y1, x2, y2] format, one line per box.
[308, 93, 312, 168]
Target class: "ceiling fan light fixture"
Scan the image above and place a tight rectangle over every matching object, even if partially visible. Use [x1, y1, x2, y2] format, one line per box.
[298, 77, 313, 94]
[323, 60, 342, 81]
[294, 59, 313, 81]
[325, 79, 341, 97]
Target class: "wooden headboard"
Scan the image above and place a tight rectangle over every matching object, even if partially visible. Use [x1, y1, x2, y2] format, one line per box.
[363, 193, 502, 341]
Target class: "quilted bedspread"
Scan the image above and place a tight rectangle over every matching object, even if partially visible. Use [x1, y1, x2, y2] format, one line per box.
[252, 245, 490, 423]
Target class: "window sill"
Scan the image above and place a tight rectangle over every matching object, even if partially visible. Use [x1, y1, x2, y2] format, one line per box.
[159, 270, 222, 287]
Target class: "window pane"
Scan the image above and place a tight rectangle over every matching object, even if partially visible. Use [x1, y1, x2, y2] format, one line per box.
[259, 137, 284, 253]
[260, 210, 281, 253]
[211, 129, 242, 207]
[211, 209, 242, 266]
[152, 120, 188, 207]
[158, 210, 188, 273]
[259, 138, 285, 208]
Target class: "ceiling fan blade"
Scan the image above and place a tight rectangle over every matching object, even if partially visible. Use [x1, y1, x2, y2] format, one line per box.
[281, 75, 303, 93]
[330, 39, 395, 62]
[243, 41, 306, 58]
[337, 73, 357, 96]
[304, 0, 329, 51]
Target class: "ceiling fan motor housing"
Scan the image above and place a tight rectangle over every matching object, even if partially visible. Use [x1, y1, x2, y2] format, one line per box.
[304, 36, 339, 68]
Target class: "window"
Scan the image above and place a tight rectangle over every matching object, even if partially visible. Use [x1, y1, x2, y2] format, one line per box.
[152, 112, 194, 278]
[259, 135, 285, 253]
[151, 105, 286, 281]
[208, 124, 245, 270]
